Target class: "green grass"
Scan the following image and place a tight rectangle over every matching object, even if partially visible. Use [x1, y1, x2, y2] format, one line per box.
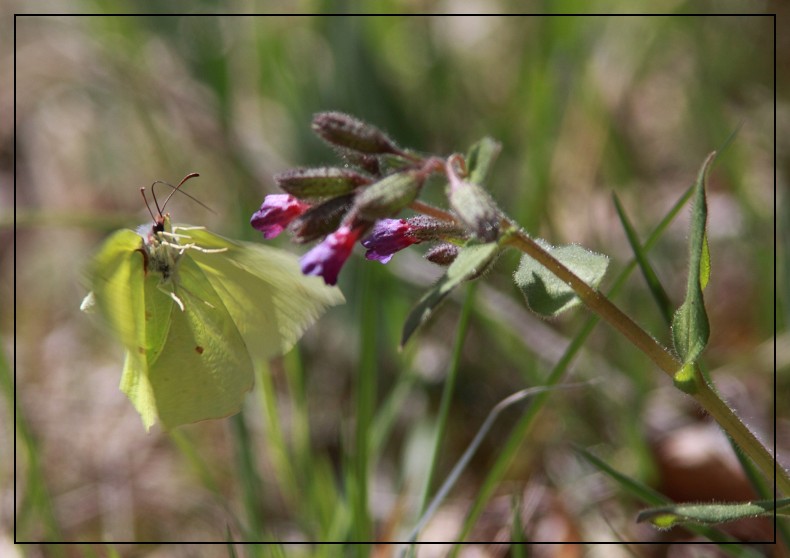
[6, 11, 781, 555]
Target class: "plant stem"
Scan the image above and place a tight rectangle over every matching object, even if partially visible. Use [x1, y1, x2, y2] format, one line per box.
[409, 200, 457, 223]
[506, 228, 789, 496]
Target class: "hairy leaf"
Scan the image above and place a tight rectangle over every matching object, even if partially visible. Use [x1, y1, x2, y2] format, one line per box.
[401, 243, 499, 346]
[637, 498, 790, 530]
[514, 240, 609, 317]
[671, 152, 716, 388]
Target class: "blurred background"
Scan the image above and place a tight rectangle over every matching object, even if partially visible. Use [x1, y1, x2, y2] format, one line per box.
[3, 6, 784, 557]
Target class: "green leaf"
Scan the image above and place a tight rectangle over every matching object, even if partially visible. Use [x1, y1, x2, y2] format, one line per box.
[574, 445, 743, 544]
[637, 498, 790, 530]
[700, 235, 711, 290]
[671, 152, 716, 370]
[513, 240, 609, 317]
[672, 362, 698, 394]
[465, 136, 502, 185]
[401, 243, 499, 346]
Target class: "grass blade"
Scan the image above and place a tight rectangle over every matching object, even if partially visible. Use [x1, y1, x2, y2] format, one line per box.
[4, 340, 65, 547]
[451, 179, 697, 548]
[230, 412, 266, 541]
[612, 193, 673, 325]
[416, 283, 477, 515]
[405, 382, 593, 548]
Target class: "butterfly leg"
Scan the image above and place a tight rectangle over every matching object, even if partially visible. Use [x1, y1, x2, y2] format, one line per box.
[159, 238, 228, 255]
[182, 244, 228, 254]
[171, 225, 206, 232]
[157, 283, 185, 311]
[160, 230, 229, 255]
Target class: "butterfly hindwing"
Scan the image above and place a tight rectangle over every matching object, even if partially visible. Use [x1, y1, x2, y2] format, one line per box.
[143, 255, 254, 429]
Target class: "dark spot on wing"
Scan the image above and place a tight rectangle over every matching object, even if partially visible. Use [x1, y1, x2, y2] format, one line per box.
[138, 346, 145, 354]
[195, 346, 204, 354]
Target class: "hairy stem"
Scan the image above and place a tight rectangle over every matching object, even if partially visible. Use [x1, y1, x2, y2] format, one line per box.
[506, 228, 788, 496]
[409, 200, 457, 223]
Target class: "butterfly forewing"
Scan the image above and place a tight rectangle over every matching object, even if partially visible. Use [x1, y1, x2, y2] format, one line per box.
[89, 230, 150, 352]
[183, 227, 345, 361]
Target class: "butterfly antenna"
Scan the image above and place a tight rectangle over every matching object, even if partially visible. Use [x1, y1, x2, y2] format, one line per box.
[147, 179, 175, 219]
[140, 186, 158, 222]
[155, 173, 217, 215]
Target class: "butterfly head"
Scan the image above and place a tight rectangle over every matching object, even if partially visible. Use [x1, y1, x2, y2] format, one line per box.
[137, 213, 172, 245]
[139, 173, 201, 243]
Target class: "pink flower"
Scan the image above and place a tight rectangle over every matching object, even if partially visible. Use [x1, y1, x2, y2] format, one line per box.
[300, 224, 364, 285]
[250, 194, 311, 239]
[361, 219, 420, 264]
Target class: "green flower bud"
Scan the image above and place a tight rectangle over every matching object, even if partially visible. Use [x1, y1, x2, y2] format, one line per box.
[312, 112, 400, 155]
[275, 167, 372, 199]
[289, 194, 354, 244]
[353, 170, 425, 220]
[405, 215, 467, 242]
[446, 155, 501, 242]
[339, 151, 382, 176]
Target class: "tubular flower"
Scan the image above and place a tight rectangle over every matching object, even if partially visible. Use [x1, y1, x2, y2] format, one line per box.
[250, 194, 311, 239]
[300, 224, 364, 285]
[361, 219, 421, 264]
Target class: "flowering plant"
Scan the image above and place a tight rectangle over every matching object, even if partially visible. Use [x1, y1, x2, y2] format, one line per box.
[251, 113, 786, 529]
[252, 112, 613, 344]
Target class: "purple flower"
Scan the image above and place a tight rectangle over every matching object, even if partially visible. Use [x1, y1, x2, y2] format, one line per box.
[251, 194, 311, 239]
[361, 219, 420, 264]
[300, 224, 363, 285]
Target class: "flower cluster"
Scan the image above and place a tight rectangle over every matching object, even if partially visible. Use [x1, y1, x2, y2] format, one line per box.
[250, 112, 500, 285]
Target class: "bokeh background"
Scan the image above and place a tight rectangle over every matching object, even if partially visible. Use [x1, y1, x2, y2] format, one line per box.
[4, 7, 784, 557]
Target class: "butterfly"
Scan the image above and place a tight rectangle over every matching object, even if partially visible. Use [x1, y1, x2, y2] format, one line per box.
[81, 173, 344, 430]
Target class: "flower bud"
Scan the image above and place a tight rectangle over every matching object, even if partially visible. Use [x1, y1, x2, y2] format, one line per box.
[353, 170, 424, 221]
[361, 216, 465, 264]
[289, 194, 354, 244]
[446, 155, 501, 242]
[402, 215, 466, 242]
[312, 111, 400, 155]
[339, 151, 382, 176]
[424, 243, 460, 266]
[275, 167, 372, 199]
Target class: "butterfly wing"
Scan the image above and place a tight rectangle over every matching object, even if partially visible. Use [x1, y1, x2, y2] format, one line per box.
[181, 227, 345, 361]
[87, 230, 158, 352]
[87, 224, 344, 431]
[86, 229, 174, 429]
[143, 255, 255, 429]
